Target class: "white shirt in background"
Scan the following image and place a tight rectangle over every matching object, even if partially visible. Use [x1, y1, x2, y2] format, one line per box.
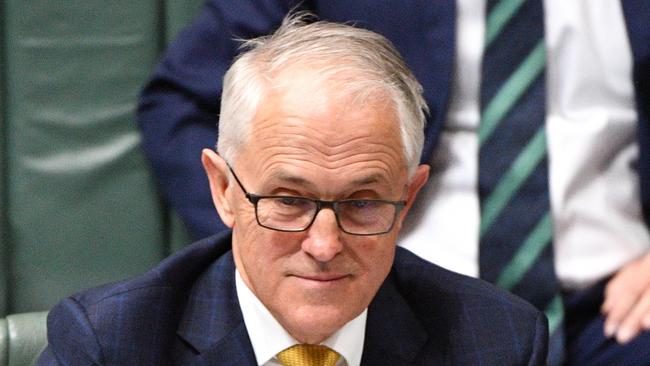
[399, 0, 650, 290]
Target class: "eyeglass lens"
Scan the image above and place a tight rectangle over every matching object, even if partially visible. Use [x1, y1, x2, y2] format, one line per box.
[255, 197, 398, 235]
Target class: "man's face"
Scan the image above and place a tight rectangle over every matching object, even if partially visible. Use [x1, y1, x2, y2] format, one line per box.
[204, 68, 428, 344]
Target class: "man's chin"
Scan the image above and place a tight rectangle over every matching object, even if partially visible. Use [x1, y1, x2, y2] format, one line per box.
[277, 304, 360, 344]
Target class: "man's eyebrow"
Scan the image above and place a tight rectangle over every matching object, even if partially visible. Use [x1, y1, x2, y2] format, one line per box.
[269, 171, 386, 189]
[268, 171, 318, 191]
[351, 174, 384, 186]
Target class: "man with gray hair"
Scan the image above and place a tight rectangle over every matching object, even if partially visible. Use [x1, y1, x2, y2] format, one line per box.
[38, 15, 547, 365]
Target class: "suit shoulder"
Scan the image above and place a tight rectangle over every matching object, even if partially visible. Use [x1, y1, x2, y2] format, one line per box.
[393, 247, 540, 314]
[53, 232, 232, 337]
[44, 232, 234, 365]
[392, 247, 548, 364]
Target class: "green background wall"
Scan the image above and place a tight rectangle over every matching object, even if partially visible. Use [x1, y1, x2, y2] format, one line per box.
[0, 0, 205, 316]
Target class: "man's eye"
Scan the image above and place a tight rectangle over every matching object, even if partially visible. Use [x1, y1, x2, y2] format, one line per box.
[351, 200, 372, 209]
[279, 197, 300, 206]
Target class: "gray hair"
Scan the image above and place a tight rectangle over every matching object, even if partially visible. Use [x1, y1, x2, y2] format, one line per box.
[217, 13, 428, 177]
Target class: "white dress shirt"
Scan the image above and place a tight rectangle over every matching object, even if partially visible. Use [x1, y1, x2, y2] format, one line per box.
[235, 270, 366, 366]
[399, 0, 650, 289]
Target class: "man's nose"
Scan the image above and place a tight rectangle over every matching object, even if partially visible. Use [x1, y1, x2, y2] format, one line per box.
[301, 208, 343, 263]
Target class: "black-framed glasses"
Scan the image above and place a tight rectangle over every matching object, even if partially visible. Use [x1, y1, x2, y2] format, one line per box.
[227, 165, 406, 236]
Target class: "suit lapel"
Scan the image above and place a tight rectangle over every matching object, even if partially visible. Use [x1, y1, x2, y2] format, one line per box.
[361, 271, 447, 366]
[175, 250, 257, 365]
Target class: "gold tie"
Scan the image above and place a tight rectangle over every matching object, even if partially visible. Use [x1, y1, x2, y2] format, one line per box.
[277, 344, 341, 366]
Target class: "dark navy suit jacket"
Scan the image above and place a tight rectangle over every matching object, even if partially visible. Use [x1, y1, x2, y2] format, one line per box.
[38, 231, 547, 365]
[137, 0, 650, 241]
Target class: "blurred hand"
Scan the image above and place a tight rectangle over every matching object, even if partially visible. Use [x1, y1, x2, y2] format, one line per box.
[602, 251, 650, 344]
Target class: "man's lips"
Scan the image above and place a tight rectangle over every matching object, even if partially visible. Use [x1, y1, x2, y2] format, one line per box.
[290, 274, 349, 282]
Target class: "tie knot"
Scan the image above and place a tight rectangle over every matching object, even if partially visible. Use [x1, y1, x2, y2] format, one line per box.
[277, 344, 341, 366]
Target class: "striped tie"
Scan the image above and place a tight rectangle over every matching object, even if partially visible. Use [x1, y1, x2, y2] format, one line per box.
[478, 0, 564, 364]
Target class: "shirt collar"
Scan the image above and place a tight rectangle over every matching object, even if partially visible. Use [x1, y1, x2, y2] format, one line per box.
[235, 269, 366, 366]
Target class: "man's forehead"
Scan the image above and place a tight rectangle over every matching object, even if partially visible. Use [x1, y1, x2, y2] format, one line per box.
[237, 64, 408, 186]
[250, 86, 400, 144]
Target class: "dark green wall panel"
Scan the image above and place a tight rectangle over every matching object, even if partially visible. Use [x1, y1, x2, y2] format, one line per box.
[168, 212, 192, 254]
[5, 1, 166, 312]
[0, 0, 8, 316]
[165, 0, 206, 44]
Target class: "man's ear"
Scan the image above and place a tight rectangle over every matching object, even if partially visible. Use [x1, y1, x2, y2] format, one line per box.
[397, 164, 430, 228]
[201, 149, 236, 228]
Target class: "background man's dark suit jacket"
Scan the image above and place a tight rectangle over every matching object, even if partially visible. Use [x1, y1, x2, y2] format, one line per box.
[137, 0, 650, 240]
[38, 231, 548, 365]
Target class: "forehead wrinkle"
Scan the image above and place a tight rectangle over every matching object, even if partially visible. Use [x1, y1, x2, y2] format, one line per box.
[255, 153, 403, 194]
[252, 125, 405, 165]
[249, 131, 405, 177]
[262, 168, 382, 194]
[256, 145, 404, 175]
[273, 170, 393, 195]
[253, 116, 396, 149]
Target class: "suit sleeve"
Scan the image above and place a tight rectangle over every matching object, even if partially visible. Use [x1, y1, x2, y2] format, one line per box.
[136, 0, 308, 240]
[36, 348, 62, 366]
[527, 311, 549, 366]
[36, 298, 104, 366]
